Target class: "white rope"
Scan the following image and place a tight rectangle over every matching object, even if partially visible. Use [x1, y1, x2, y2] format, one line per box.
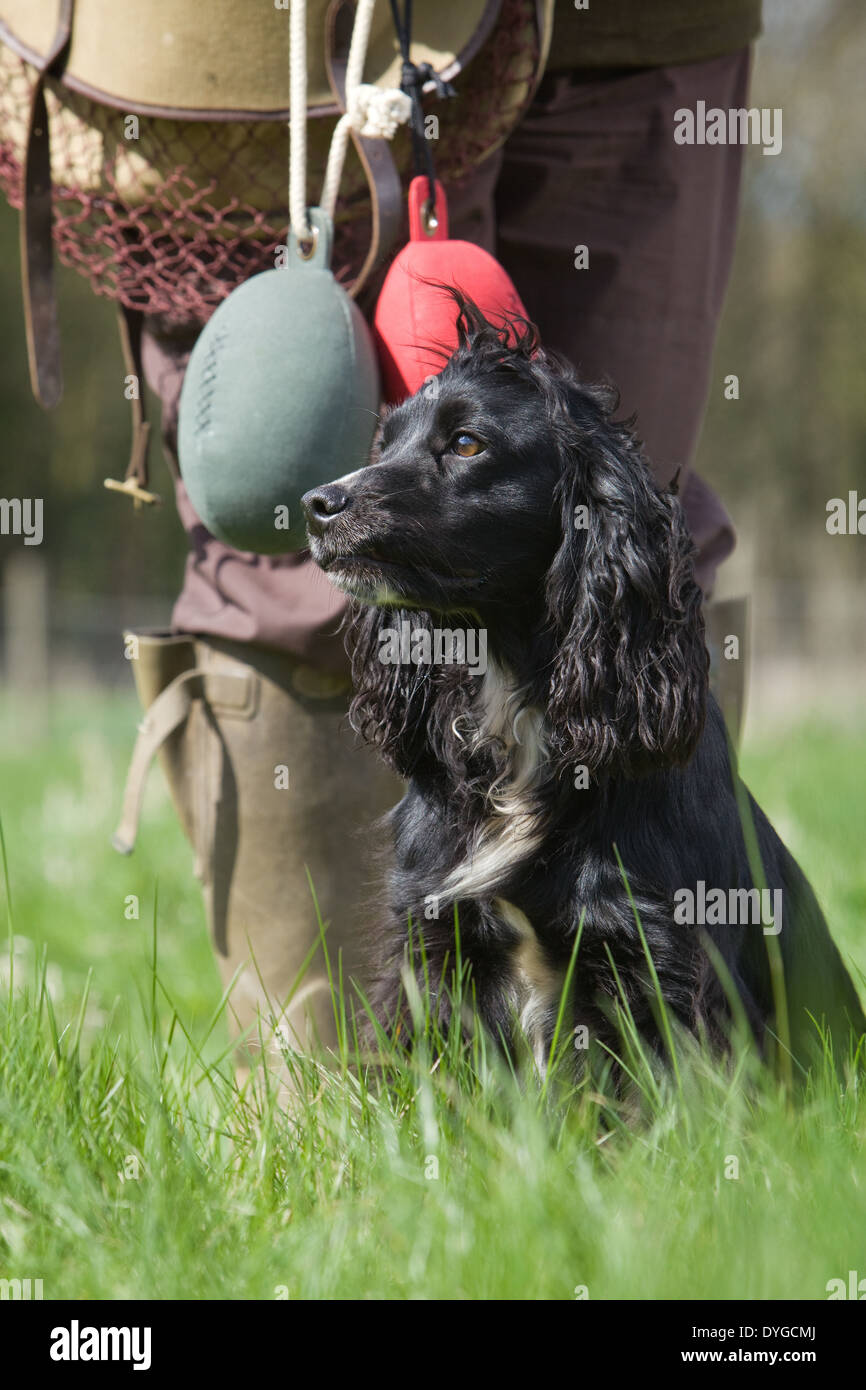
[289, 0, 312, 241]
[289, 0, 411, 242]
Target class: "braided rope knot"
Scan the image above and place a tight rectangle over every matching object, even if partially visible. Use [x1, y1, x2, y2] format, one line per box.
[348, 84, 412, 139]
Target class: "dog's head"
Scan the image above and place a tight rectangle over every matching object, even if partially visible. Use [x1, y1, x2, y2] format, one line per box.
[303, 292, 707, 779]
[303, 299, 556, 615]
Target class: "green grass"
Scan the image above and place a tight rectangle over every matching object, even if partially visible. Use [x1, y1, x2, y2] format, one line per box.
[1, 692, 865, 1301]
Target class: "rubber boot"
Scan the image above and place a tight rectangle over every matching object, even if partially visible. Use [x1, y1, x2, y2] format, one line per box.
[113, 631, 402, 1075]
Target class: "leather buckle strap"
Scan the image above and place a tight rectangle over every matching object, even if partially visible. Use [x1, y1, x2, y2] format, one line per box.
[104, 303, 160, 507]
[325, 0, 403, 300]
[112, 665, 254, 855]
[20, 0, 76, 409]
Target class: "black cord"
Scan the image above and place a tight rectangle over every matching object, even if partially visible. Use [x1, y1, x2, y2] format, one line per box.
[388, 0, 455, 216]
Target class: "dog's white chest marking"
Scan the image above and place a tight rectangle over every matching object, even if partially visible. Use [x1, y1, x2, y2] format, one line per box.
[494, 898, 564, 1074]
[440, 660, 547, 902]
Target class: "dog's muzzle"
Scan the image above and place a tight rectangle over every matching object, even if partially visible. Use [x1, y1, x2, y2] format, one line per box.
[302, 484, 353, 538]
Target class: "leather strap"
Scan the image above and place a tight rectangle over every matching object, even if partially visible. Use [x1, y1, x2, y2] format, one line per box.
[325, 0, 403, 300]
[20, 0, 75, 409]
[103, 303, 161, 507]
[530, 0, 554, 101]
[112, 665, 253, 855]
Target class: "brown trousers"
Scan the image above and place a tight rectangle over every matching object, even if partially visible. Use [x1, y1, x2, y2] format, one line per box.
[143, 48, 749, 664]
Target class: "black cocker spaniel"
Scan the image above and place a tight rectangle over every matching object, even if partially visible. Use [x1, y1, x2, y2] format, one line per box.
[303, 294, 864, 1077]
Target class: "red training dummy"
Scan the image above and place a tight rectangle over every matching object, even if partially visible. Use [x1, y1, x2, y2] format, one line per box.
[373, 176, 530, 405]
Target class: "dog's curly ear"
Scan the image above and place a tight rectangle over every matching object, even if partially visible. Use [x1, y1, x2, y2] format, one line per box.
[544, 396, 708, 780]
[347, 606, 424, 776]
[349, 605, 474, 778]
[348, 604, 488, 783]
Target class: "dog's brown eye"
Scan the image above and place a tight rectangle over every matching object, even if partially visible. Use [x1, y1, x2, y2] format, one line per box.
[452, 433, 485, 458]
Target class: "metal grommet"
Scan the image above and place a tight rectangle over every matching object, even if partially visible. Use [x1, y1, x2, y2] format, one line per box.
[421, 200, 438, 236]
[296, 224, 319, 260]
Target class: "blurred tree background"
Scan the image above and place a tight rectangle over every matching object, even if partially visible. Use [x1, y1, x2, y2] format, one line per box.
[0, 0, 863, 718]
[705, 0, 866, 539]
[700, 0, 866, 718]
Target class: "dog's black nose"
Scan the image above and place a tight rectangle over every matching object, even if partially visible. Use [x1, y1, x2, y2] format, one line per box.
[301, 484, 352, 536]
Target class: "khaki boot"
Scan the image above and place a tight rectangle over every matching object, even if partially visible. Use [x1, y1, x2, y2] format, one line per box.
[113, 632, 402, 1072]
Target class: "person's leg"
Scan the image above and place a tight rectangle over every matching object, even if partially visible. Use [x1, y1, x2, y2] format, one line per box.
[124, 323, 402, 1081]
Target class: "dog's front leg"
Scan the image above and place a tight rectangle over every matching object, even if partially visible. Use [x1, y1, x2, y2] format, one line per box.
[367, 891, 534, 1057]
